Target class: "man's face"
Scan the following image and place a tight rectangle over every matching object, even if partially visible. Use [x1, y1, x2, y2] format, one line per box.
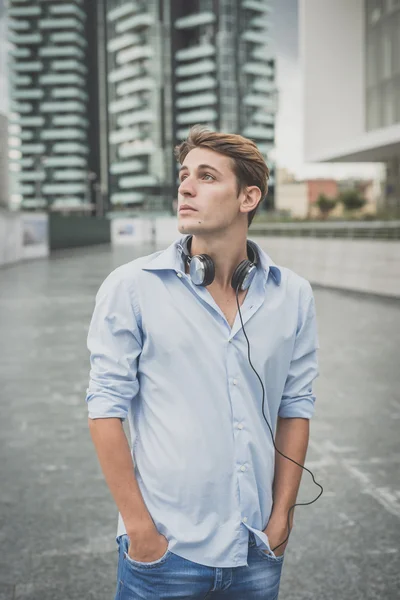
[177, 147, 243, 235]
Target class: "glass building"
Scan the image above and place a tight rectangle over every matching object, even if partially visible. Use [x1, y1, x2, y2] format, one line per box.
[105, 0, 277, 213]
[7, 0, 104, 213]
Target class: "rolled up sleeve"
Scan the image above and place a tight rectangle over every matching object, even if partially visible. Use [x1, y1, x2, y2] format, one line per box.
[278, 282, 320, 419]
[85, 270, 141, 421]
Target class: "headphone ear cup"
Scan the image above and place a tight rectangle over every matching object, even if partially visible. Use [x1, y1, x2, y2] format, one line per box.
[200, 254, 215, 286]
[231, 260, 252, 292]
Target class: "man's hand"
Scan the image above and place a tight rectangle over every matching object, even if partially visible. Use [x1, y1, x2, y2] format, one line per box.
[263, 516, 290, 557]
[127, 530, 169, 563]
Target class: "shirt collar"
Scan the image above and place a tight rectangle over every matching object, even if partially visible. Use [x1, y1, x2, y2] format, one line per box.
[142, 236, 281, 286]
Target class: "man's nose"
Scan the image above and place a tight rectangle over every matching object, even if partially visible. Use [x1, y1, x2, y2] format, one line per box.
[178, 177, 195, 196]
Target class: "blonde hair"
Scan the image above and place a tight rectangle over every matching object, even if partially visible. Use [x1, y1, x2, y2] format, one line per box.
[174, 125, 269, 226]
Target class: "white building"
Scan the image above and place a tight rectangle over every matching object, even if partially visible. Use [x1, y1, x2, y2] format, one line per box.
[300, 0, 400, 215]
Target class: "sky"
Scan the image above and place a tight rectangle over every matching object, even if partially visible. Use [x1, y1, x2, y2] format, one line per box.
[0, 0, 383, 181]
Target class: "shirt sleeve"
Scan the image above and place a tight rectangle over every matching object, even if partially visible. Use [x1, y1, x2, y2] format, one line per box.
[85, 270, 141, 420]
[278, 281, 320, 419]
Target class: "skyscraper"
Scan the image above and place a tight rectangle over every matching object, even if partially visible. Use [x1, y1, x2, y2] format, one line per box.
[7, 0, 104, 213]
[105, 0, 277, 213]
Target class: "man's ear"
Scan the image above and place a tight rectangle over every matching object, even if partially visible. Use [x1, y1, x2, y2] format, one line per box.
[240, 186, 262, 215]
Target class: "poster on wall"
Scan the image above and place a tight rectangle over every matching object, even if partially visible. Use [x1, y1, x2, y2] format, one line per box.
[21, 213, 49, 259]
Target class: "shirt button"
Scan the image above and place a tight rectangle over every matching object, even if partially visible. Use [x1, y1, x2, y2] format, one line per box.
[240, 465, 246, 472]
[242, 517, 248, 523]
[176, 272, 182, 278]
[237, 423, 244, 430]
[233, 379, 238, 385]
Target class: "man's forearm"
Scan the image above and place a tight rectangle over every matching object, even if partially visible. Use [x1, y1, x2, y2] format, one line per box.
[88, 417, 156, 539]
[270, 416, 310, 525]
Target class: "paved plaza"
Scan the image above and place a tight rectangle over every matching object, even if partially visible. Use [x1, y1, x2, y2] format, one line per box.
[0, 243, 399, 600]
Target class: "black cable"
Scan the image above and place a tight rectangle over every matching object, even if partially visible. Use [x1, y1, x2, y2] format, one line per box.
[235, 287, 323, 554]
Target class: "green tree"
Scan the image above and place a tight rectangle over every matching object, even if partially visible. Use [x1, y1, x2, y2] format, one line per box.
[338, 190, 367, 212]
[316, 193, 337, 219]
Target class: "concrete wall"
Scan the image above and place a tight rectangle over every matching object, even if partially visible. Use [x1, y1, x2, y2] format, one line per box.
[0, 211, 22, 266]
[255, 236, 400, 299]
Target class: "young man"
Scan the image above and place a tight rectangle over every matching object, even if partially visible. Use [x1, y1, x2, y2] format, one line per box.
[86, 126, 319, 599]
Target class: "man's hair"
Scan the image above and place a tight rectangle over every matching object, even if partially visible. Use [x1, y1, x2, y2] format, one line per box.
[174, 125, 269, 227]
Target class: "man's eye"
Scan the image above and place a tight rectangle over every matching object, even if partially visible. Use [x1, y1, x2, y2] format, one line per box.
[202, 173, 214, 181]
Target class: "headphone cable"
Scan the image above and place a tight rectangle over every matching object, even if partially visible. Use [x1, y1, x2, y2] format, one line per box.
[235, 288, 323, 554]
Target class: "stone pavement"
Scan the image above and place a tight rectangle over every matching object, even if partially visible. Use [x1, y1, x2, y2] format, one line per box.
[0, 244, 399, 600]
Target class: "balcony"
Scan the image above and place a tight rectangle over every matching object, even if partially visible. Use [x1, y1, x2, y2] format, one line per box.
[243, 94, 277, 110]
[9, 47, 30, 58]
[13, 61, 43, 72]
[116, 76, 154, 96]
[42, 183, 86, 195]
[11, 89, 44, 100]
[118, 139, 154, 158]
[19, 144, 45, 154]
[40, 73, 85, 86]
[119, 175, 158, 188]
[39, 19, 84, 31]
[11, 74, 32, 85]
[176, 92, 217, 109]
[44, 156, 87, 167]
[176, 108, 217, 125]
[110, 192, 144, 205]
[110, 159, 143, 174]
[243, 62, 273, 77]
[256, 143, 273, 155]
[10, 102, 32, 113]
[18, 116, 45, 127]
[110, 128, 139, 145]
[176, 76, 216, 93]
[20, 131, 34, 141]
[8, 33, 42, 44]
[117, 109, 153, 128]
[108, 64, 141, 83]
[175, 59, 216, 78]
[116, 13, 153, 34]
[50, 32, 87, 47]
[116, 45, 152, 65]
[242, 0, 272, 13]
[18, 171, 46, 182]
[8, 19, 30, 31]
[241, 30, 271, 44]
[51, 88, 88, 101]
[52, 115, 88, 128]
[39, 46, 85, 59]
[175, 11, 216, 30]
[109, 96, 142, 114]
[107, 2, 137, 23]
[175, 43, 215, 62]
[253, 112, 275, 125]
[9, 6, 41, 17]
[53, 143, 88, 154]
[107, 33, 140, 53]
[15, 184, 35, 195]
[49, 3, 86, 20]
[252, 79, 276, 93]
[40, 129, 86, 141]
[52, 60, 87, 74]
[242, 126, 274, 140]
[53, 170, 86, 181]
[40, 101, 85, 113]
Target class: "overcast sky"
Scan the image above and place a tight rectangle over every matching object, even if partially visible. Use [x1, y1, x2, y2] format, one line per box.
[0, 0, 382, 180]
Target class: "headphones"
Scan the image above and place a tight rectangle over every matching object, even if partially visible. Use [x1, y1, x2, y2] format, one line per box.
[177, 234, 323, 554]
[178, 234, 260, 291]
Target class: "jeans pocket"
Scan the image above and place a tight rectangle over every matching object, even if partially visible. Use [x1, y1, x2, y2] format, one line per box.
[253, 545, 285, 564]
[121, 534, 172, 569]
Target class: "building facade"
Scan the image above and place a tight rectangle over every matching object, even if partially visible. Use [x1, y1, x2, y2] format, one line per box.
[8, 0, 277, 214]
[105, 0, 277, 213]
[7, 0, 104, 213]
[0, 113, 9, 208]
[300, 0, 400, 216]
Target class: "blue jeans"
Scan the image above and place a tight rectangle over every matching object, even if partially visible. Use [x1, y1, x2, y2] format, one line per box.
[114, 531, 284, 599]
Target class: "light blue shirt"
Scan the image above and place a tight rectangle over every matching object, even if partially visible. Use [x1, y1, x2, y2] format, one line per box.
[86, 236, 320, 568]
